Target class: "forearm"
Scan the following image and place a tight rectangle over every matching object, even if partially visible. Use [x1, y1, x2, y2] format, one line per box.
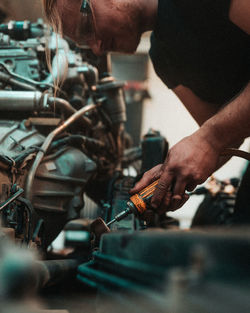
[215, 140, 243, 171]
[197, 82, 250, 152]
[132, 83, 250, 213]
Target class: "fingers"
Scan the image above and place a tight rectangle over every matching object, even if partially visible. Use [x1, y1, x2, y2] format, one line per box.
[151, 170, 174, 209]
[130, 164, 162, 194]
[186, 182, 197, 192]
[169, 193, 189, 211]
[130, 160, 193, 215]
[152, 174, 191, 212]
[156, 190, 172, 214]
[157, 191, 189, 214]
[170, 179, 186, 210]
[162, 190, 172, 208]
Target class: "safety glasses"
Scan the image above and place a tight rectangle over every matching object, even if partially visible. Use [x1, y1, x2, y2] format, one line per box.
[80, 0, 91, 15]
[78, 0, 96, 44]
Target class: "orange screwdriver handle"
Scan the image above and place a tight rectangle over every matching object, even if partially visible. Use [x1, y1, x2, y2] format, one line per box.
[129, 179, 159, 214]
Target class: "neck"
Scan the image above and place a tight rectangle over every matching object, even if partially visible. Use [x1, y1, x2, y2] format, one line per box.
[138, 0, 158, 32]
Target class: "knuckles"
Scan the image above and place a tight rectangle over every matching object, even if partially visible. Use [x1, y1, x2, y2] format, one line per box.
[142, 164, 163, 180]
[163, 164, 206, 186]
[156, 181, 168, 191]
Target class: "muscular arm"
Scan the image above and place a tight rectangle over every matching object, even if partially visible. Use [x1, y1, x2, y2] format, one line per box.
[173, 85, 220, 126]
[130, 1, 250, 212]
[174, 85, 244, 167]
[174, 0, 250, 152]
[131, 82, 250, 212]
[199, 82, 250, 152]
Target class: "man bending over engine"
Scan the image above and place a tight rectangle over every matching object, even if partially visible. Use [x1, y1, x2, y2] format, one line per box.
[41, 0, 250, 221]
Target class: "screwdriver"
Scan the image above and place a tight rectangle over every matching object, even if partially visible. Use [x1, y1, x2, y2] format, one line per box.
[107, 179, 159, 227]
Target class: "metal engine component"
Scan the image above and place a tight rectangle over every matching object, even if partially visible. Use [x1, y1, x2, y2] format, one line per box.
[0, 91, 46, 111]
[0, 19, 132, 250]
[0, 40, 41, 82]
[0, 119, 96, 247]
[97, 76, 127, 124]
[90, 217, 111, 245]
[141, 128, 168, 172]
[0, 20, 46, 40]
[0, 20, 47, 82]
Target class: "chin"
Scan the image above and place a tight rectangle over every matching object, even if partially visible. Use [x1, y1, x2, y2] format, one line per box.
[116, 44, 138, 54]
[107, 33, 140, 53]
[119, 48, 136, 54]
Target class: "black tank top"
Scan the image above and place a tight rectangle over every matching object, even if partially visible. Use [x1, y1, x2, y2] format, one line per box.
[149, 0, 250, 104]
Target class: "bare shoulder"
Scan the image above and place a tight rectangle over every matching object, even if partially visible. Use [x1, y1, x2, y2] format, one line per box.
[229, 0, 250, 34]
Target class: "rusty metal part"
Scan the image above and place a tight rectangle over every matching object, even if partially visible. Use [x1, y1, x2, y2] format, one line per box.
[1, 227, 15, 240]
[25, 117, 61, 127]
[90, 217, 110, 241]
[65, 218, 93, 231]
[25, 102, 97, 202]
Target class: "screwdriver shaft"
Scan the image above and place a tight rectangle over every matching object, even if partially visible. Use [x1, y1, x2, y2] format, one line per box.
[106, 207, 132, 227]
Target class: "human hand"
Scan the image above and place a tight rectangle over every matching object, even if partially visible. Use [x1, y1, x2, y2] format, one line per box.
[130, 132, 221, 212]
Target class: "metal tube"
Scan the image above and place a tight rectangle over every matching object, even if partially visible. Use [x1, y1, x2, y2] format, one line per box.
[0, 92, 92, 128]
[0, 91, 43, 111]
[48, 97, 92, 128]
[78, 64, 98, 89]
[0, 72, 37, 91]
[0, 62, 54, 90]
[25, 102, 97, 201]
[0, 188, 24, 211]
[35, 259, 80, 289]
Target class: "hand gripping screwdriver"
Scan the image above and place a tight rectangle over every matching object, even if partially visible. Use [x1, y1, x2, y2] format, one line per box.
[107, 147, 250, 226]
[107, 179, 159, 227]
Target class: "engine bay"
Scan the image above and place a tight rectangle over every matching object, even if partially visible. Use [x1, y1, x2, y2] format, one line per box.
[0, 19, 249, 313]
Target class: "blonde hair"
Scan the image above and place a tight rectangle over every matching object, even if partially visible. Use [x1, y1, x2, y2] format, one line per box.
[42, 0, 61, 32]
[42, 0, 64, 97]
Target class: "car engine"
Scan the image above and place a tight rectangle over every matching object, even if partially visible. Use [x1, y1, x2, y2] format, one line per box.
[0, 19, 152, 251]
